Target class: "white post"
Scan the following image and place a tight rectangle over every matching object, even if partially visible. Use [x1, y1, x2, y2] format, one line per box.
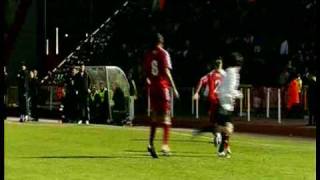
[195, 98, 199, 119]
[247, 88, 250, 122]
[266, 88, 270, 118]
[191, 88, 194, 115]
[106, 69, 112, 121]
[171, 88, 174, 117]
[147, 87, 150, 117]
[240, 88, 243, 117]
[46, 39, 49, 55]
[278, 88, 281, 124]
[55, 27, 59, 55]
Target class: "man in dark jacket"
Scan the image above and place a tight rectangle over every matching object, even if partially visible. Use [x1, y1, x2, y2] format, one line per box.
[306, 72, 316, 125]
[17, 62, 29, 122]
[98, 81, 110, 124]
[64, 66, 78, 122]
[29, 69, 40, 121]
[75, 63, 90, 124]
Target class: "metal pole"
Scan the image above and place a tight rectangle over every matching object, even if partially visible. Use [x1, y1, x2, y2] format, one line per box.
[247, 88, 250, 122]
[240, 88, 243, 117]
[191, 88, 194, 115]
[278, 88, 281, 124]
[106, 68, 112, 121]
[266, 87, 270, 118]
[46, 39, 49, 55]
[195, 98, 199, 119]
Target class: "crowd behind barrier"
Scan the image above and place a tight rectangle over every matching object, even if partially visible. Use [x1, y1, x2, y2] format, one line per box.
[6, 84, 312, 124]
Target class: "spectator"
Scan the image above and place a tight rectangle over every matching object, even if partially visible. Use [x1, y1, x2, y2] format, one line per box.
[17, 62, 29, 122]
[112, 82, 126, 124]
[75, 63, 90, 125]
[306, 72, 316, 125]
[64, 66, 78, 122]
[286, 73, 301, 118]
[29, 69, 40, 121]
[127, 69, 137, 124]
[98, 81, 111, 124]
[89, 85, 100, 124]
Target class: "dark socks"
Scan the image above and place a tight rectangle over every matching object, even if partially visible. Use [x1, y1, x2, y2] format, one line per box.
[149, 121, 157, 146]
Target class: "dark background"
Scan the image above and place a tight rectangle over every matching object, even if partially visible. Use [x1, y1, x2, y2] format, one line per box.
[4, 0, 317, 87]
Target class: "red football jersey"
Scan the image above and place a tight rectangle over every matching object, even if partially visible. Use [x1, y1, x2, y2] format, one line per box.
[197, 70, 223, 103]
[144, 46, 172, 89]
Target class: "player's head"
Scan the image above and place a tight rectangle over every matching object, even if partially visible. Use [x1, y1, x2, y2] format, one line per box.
[99, 81, 105, 90]
[213, 58, 223, 70]
[152, 32, 164, 47]
[226, 52, 243, 67]
[80, 62, 85, 72]
[91, 85, 96, 92]
[71, 66, 77, 75]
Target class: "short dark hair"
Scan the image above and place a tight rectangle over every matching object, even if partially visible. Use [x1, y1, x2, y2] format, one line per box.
[152, 32, 164, 46]
[228, 52, 243, 67]
[213, 58, 223, 69]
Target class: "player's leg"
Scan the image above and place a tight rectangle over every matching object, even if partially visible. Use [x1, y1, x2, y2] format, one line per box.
[161, 113, 171, 156]
[147, 112, 158, 158]
[147, 90, 159, 158]
[223, 122, 234, 156]
[210, 103, 221, 146]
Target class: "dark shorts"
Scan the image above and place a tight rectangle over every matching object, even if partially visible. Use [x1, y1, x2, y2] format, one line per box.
[215, 106, 232, 126]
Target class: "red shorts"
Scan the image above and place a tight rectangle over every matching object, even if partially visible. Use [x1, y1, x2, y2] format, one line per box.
[150, 87, 171, 114]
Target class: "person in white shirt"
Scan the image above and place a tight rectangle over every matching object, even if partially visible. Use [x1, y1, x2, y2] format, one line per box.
[216, 52, 243, 158]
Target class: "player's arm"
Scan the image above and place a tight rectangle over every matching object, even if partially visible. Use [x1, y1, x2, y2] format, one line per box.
[165, 68, 179, 99]
[193, 75, 208, 100]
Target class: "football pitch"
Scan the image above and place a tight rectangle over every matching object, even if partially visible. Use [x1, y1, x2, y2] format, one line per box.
[5, 121, 316, 180]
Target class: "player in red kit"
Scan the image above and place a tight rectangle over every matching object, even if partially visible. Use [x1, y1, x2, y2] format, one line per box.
[144, 33, 179, 158]
[193, 58, 225, 146]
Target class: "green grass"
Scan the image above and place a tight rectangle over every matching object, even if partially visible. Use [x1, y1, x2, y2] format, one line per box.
[5, 121, 316, 180]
